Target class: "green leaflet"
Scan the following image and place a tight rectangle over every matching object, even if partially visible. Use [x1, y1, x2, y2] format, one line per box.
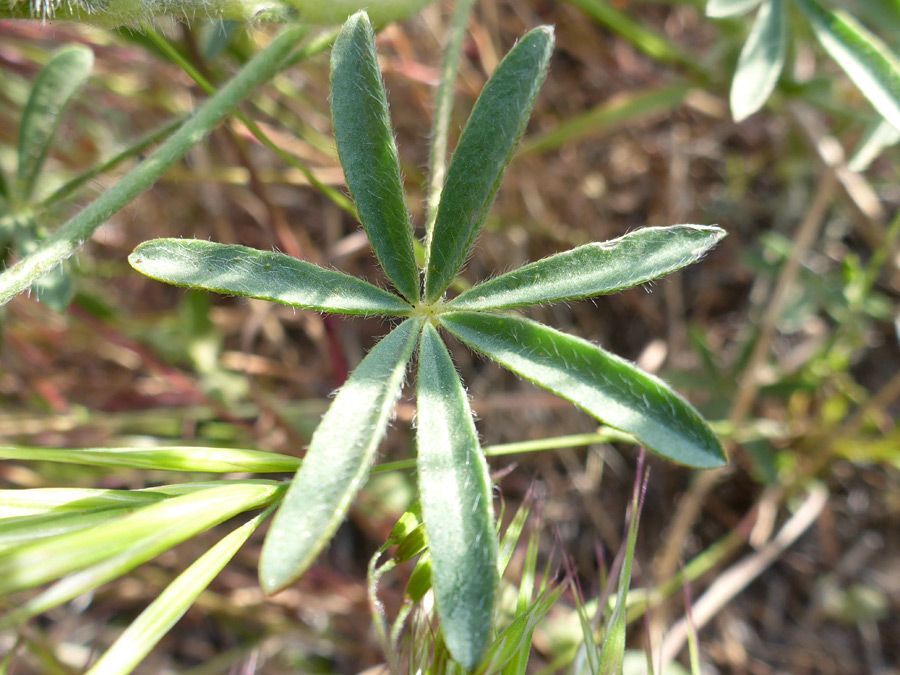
[447, 225, 726, 311]
[795, 0, 900, 132]
[0, 483, 280, 596]
[706, 0, 763, 18]
[0, 488, 164, 517]
[417, 323, 497, 670]
[0, 507, 138, 552]
[15, 45, 94, 203]
[424, 26, 554, 302]
[129, 239, 412, 316]
[730, 0, 788, 122]
[330, 11, 420, 303]
[440, 313, 726, 469]
[259, 318, 420, 594]
[85, 510, 269, 675]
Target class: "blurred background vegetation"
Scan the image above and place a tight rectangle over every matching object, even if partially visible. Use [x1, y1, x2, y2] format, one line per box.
[0, 0, 898, 672]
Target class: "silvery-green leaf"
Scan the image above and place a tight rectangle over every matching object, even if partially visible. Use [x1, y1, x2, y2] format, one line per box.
[259, 319, 420, 593]
[424, 26, 554, 301]
[417, 323, 497, 670]
[447, 225, 725, 311]
[130, 239, 411, 316]
[330, 11, 420, 302]
[730, 0, 788, 122]
[796, 0, 900, 132]
[440, 313, 726, 469]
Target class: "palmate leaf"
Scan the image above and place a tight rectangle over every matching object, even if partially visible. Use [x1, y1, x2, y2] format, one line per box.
[447, 225, 725, 311]
[259, 318, 420, 594]
[795, 0, 900, 132]
[424, 25, 554, 302]
[15, 45, 94, 203]
[417, 323, 497, 670]
[730, 0, 788, 122]
[84, 510, 270, 675]
[440, 313, 726, 469]
[330, 11, 420, 303]
[129, 239, 412, 316]
[706, 0, 763, 19]
[0, 483, 281, 597]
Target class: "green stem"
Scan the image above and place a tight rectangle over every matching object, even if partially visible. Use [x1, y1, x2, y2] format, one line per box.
[423, 0, 476, 266]
[0, 24, 309, 309]
[144, 28, 356, 217]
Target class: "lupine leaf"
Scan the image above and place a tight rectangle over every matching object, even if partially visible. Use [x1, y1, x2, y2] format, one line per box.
[0, 483, 280, 596]
[129, 239, 412, 316]
[706, 0, 763, 18]
[330, 11, 420, 303]
[424, 26, 554, 301]
[730, 0, 788, 122]
[15, 45, 94, 202]
[417, 323, 497, 670]
[447, 225, 725, 311]
[259, 318, 420, 593]
[440, 313, 726, 469]
[0, 444, 300, 473]
[84, 510, 269, 675]
[795, 0, 900, 132]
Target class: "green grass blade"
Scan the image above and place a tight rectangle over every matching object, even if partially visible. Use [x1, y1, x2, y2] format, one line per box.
[599, 469, 644, 674]
[15, 45, 93, 203]
[424, 26, 554, 302]
[0, 24, 308, 309]
[0, 483, 280, 596]
[730, 0, 788, 122]
[0, 444, 300, 473]
[707, 0, 763, 18]
[259, 318, 420, 593]
[330, 11, 420, 303]
[0, 488, 165, 517]
[440, 313, 726, 469]
[129, 238, 412, 316]
[447, 225, 725, 311]
[795, 0, 900, 131]
[84, 509, 269, 675]
[417, 323, 497, 670]
[0, 507, 137, 551]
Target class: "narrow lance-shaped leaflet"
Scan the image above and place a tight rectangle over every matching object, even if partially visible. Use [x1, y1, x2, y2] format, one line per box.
[440, 312, 726, 469]
[447, 225, 725, 311]
[130, 239, 412, 316]
[730, 0, 788, 122]
[330, 11, 420, 303]
[424, 25, 554, 301]
[416, 323, 497, 670]
[795, 0, 900, 133]
[15, 45, 94, 203]
[706, 0, 763, 19]
[260, 318, 420, 593]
